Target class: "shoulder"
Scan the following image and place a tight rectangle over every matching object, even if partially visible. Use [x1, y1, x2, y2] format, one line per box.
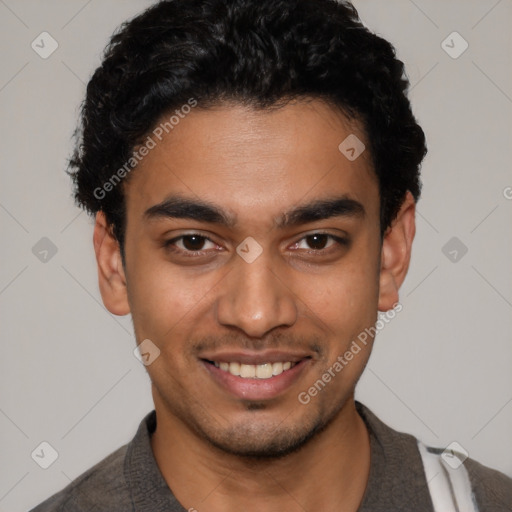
[355, 401, 512, 511]
[418, 442, 512, 512]
[29, 444, 131, 512]
[464, 456, 512, 511]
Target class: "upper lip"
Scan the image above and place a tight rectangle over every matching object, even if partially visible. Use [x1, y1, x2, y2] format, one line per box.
[200, 350, 312, 365]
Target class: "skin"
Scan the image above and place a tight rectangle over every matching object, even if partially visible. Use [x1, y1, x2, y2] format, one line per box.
[93, 99, 415, 512]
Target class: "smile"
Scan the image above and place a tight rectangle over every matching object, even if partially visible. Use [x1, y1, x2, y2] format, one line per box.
[200, 351, 313, 400]
[210, 361, 297, 379]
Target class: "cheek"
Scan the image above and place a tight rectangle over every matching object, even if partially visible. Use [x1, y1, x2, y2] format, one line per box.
[302, 261, 380, 391]
[125, 252, 208, 340]
[305, 245, 380, 328]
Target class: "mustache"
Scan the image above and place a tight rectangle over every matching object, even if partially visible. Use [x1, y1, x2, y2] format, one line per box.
[191, 332, 324, 356]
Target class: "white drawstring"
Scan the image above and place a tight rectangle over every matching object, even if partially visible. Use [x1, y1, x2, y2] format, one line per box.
[417, 440, 480, 512]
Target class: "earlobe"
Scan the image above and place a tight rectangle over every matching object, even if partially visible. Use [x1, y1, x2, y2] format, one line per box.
[377, 191, 416, 312]
[93, 212, 130, 316]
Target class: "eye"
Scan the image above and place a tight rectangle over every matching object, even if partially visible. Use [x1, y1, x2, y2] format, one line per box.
[163, 232, 348, 258]
[291, 233, 348, 252]
[164, 234, 218, 255]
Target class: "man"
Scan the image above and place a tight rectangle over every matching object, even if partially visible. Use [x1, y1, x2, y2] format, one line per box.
[31, 0, 512, 511]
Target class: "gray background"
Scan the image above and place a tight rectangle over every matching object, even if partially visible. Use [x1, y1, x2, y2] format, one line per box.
[0, 0, 511, 510]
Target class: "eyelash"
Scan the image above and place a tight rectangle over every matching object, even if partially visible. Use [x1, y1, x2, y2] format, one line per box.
[163, 232, 348, 257]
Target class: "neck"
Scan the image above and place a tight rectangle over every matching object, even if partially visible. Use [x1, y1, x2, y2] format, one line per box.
[150, 397, 371, 512]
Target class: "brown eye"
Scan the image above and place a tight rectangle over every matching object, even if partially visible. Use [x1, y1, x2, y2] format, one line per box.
[181, 235, 207, 251]
[293, 233, 347, 252]
[164, 234, 217, 255]
[304, 234, 331, 250]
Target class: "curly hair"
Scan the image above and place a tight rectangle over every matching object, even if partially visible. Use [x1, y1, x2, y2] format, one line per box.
[69, 0, 427, 254]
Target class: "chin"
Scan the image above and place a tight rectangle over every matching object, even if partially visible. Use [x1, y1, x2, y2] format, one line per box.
[197, 409, 334, 460]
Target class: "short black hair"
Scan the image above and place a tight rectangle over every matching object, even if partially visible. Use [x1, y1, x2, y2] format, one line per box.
[69, 0, 427, 255]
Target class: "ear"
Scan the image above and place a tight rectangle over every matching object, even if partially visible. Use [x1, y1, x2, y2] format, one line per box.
[378, 191, 416, 312]
[93, 212, 130, 316]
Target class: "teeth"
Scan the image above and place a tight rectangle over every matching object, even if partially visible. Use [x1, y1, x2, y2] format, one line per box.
[256, 363, 273, 379]
[213, 361, 296, 379]
[240, 364, 256, 378]
[228, 361, 240, 376]
[272, 362, 283, 375]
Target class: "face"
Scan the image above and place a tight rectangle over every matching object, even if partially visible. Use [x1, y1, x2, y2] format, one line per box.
[94, 99, 414, 458]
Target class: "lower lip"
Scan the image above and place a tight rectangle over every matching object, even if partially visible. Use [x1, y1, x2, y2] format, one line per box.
[202, 359, 310, 401]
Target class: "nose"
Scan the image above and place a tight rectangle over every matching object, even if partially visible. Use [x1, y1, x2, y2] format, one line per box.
[215, 248, 298, 338]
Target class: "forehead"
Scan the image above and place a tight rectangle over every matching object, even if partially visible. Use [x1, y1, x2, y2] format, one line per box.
[125, 99, 379, 230]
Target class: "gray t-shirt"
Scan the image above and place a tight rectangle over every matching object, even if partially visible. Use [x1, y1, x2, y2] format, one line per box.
[30, 401, 512, 511]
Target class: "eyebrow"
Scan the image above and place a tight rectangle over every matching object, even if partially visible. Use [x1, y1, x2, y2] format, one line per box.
[143, 194, 365, 228]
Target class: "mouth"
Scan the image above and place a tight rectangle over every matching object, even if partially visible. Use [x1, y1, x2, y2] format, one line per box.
[200, 352, 313, 401]
[206, 360, 298, 379]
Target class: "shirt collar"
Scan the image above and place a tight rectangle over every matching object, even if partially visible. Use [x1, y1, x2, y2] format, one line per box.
[123, 402, 433, 511]
[124, 410, 185, 512]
